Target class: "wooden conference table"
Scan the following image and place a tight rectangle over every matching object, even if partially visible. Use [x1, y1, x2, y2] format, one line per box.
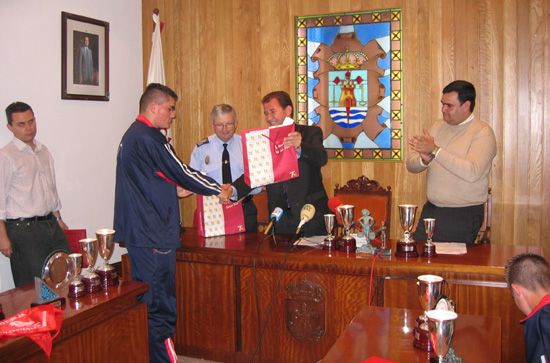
[121, 229, 542, 363]
[321, 305, 501, 363]
[0, 281, 148, 363]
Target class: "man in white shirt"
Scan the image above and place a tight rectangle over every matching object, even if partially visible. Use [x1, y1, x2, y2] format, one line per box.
[0, 102, 70, 286]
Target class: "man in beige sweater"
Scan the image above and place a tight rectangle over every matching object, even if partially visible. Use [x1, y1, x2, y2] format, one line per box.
[406, 80, 497, 244]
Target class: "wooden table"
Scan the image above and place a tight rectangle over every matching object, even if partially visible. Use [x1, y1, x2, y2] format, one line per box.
[0, 281, 148, 362]
[321, 305, 501, 363]
[121, 229, 541, 363]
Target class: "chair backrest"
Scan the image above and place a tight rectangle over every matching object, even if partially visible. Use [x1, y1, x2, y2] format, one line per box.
[334, 176, 392, 235]
[63, 229, 87, 253]
[475, 187, 492, 244]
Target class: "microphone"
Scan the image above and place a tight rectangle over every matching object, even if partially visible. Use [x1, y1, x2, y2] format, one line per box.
[295, 204, 316, 234]
[263, 207, 284, 235]
[289, 204, 316, 247]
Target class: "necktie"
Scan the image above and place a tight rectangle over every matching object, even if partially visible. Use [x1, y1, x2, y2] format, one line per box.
[222, 143, 232, 183]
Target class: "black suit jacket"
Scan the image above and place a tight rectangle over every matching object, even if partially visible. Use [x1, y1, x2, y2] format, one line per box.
[234, 124, 329, 236]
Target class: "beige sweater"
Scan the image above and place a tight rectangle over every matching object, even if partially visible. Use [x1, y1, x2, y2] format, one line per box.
[406, 117, 497, 207]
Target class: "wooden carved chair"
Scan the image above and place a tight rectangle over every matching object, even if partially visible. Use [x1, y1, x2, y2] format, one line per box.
[475, 187, 492, 244]
[333, 176, 392, 236]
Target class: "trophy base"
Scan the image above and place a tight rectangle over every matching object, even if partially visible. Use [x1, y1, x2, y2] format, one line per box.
[339, 236, 356, 253]
[97, 267, 119, 290]
[422, 243, 437, 257]
[68, 280, 87, 298]
[395, 241, 418, 258]
[82, 273, 102, 294]
[413, 324, 433, 351]
[323, 237, 336, 251]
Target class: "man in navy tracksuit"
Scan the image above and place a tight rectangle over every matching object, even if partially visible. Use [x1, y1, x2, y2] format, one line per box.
[114, 83, 231, 363]
[506, 253, 550, 363]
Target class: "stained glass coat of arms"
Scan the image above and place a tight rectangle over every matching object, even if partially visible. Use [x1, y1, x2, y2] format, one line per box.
[295, 9, 402, 160]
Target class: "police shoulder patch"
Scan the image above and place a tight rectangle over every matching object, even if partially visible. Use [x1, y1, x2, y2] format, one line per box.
[196, 138, 209, 147]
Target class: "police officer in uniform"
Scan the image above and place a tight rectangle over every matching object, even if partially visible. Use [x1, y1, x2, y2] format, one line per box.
[190, 104, 259, 232]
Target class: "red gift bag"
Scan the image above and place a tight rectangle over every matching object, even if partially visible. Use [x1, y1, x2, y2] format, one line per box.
[242, 124, 299, 188]
[0, 304, 63, 358]
[195, 195, 245, 237]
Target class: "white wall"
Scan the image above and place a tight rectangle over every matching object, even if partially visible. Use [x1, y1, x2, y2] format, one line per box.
[0, 0, 143, 291]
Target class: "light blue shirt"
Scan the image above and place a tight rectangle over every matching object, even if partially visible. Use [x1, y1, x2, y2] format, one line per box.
[190, 134, 261, 198]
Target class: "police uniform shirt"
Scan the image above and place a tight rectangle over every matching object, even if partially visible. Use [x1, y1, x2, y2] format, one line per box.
[190, 134, 245, 184]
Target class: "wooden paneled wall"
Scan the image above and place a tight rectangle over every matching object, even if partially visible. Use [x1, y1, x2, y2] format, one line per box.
[142, 0, 550, 248]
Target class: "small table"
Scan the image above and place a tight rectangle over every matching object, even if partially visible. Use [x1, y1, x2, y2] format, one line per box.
[0, 281, 149, 362]
[321, 305, 501, 363]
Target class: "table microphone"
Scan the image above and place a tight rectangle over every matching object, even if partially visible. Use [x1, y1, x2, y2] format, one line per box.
[288, 204, 316, 247]
[263, 207, 284, 235]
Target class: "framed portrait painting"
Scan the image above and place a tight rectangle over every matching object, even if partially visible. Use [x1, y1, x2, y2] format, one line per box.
[295, 9, 402, 160]
[61, 12, 109, 101]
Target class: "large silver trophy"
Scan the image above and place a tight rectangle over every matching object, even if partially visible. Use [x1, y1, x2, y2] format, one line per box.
[413, 274, 444, 351]
[395, 204, 418, 257]
[323, 214, 336, 250]
[96, 228, 118, 289]
[427, 310, 458, 363]
[337, 205, 356, 253]
[79, 238, 101, 293]
[68, 253, 86, 298]
[423, 218, 437, 257]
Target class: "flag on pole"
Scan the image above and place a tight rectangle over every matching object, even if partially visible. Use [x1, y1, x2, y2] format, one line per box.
[147, 12, 165, 85]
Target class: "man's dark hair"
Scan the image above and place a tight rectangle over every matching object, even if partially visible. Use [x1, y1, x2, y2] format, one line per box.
[262, 91, 294, 114]
[505, 253, 550, 291]
[442, 80, 476, 112]
[139, 83, 178, 113]
[5, 102, 33, 125]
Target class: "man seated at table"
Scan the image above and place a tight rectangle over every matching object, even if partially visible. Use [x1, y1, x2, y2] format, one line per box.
[505, 253, 550, 363]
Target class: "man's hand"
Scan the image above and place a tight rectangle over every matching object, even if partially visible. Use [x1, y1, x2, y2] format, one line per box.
[0, 237, 12, 258]
[58, 220, 69, 230]
[218, 184, 233, 203]
[409, 128, 436, 153]
[283, 131, 302, 150]
[176, 186, 193, 198]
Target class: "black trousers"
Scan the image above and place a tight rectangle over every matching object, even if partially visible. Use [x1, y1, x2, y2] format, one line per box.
[6, 218, 70, 287]
[243, 197, 258, 232]
[413, 201, 484, 245]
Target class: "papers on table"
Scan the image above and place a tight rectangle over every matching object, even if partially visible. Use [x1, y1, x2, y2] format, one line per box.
[433, 242, 467, 255]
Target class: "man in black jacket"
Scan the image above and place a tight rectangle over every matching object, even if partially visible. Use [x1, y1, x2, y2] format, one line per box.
[114, 83, 231, 363]
[259, 91, 330, 236]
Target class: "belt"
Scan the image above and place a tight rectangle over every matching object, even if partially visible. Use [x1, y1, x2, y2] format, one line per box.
[6, 213, 55, 223]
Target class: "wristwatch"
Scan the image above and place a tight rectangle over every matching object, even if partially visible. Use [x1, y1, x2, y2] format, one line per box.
[429, 146, 440, 160]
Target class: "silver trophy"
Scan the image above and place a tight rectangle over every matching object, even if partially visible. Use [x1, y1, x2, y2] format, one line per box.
[414, 274, 445, 351]
[427, 310, 458, 362]
[68, 253, 86, 298]
[423, 218, 437, 257]
[79, 238, 101, 293]
[323, 214, 336, 250]
[337, 205, 356, 252]
[396, 204, 418, 257]
[96, 228, 119, 289]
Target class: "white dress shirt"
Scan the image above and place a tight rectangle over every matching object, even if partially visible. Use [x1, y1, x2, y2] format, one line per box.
[0, 137, 62, 219]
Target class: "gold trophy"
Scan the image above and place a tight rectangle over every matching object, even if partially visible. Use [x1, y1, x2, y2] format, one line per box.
[337, 205, 356, 253]
[395, 204, 419, 257]
[422, 218, 437, 257]
[96, 228, 118, 290]
[79, 238, 101, 293]
[68, 253, 86, 298]
[413, 274, 444, 351]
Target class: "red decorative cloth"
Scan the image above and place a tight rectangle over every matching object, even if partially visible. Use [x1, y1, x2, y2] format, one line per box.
[0, 304, 63, 357]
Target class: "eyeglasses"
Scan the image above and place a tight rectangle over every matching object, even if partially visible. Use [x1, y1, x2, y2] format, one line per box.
[213, 122, 235, 129]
